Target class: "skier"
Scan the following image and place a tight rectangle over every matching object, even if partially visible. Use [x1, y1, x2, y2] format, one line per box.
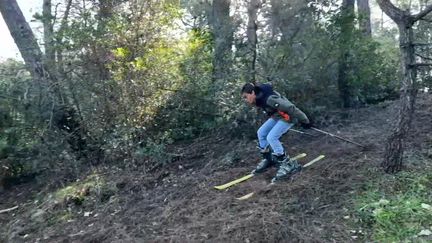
[241, 82, 312, 182]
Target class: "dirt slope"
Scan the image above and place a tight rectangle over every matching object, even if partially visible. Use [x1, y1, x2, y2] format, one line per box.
[1, 94, 431, 242]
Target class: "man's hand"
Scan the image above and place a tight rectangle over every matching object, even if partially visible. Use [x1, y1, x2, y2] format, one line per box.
[301, 122, 312, 129]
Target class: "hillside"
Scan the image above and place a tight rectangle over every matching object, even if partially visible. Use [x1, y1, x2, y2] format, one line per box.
[1, 93, 431, 242]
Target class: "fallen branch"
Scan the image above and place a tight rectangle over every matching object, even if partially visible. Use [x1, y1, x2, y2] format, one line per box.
[0, 205, 18, 214]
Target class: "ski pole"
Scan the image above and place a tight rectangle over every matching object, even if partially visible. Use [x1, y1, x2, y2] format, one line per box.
[290, 128, 316, 137]
[311, 127, 365, 148]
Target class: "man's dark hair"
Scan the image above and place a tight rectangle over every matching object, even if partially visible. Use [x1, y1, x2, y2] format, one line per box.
[241, 83, 255, 94]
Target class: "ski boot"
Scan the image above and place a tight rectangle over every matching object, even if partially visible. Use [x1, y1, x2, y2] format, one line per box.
[271, 153, 302, 183]
[252, 146, 275, 174]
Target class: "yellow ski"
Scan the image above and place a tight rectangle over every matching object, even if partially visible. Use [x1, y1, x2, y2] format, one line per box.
[214, 153, 307, 190]
[214, 174, 254, 190]
[303, 155, 325, 168]
[236, 154, 325, 200]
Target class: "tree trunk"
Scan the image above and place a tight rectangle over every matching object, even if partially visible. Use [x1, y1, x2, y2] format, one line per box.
[0, 0, 90, 158]
[0, 0, 49, 84]
[246, 0, 260, 82]
[338, 0, 355, 108]
[208, 0, 233, 84]
[376, 0, 432, 173]
[56, 0, 72, 78]
[0, 0, 66, 108]
[96, 0, 115, 81]
[55, 0, 84, 120]
[269, 0, 303, 43]
[43, 0, 56, 70]
[356, 0, 372, 37]
[382, 22, 417, 173]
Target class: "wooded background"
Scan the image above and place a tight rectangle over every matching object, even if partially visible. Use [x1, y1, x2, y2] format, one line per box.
[0, 0, 431, 186]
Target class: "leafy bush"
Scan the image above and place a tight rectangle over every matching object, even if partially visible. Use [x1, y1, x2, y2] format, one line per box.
[134, 138, 173, 168]
[0, 59, 38, 180]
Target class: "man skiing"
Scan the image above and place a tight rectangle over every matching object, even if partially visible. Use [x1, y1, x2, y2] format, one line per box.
[241, 82, 311, 183]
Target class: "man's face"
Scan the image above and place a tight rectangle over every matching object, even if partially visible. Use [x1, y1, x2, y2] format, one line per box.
[242, 91, 256, 105]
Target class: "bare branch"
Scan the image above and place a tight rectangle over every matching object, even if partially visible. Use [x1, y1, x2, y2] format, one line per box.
[0, 205, 18, 214]
[419, 17, 432, 22]
[409, 63, 432, 67]
[413, 4, 432, 22]
[52, 2, 62, 26]
[0, 94, 20, 100]
[415, 53, 432, 61]
[58, 0, 73, 36]
[413, 42, 432, 46]
[376, 0, 404, 22]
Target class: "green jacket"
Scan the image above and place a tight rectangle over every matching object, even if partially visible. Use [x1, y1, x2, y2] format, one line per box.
[263, 91, 310, 124]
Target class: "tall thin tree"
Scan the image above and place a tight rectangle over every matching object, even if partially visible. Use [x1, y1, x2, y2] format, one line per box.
[0, 0, 53, 87]
[0, 0, 89, 155]
[208, 0, 233, 84]
[356, 0, 372, 37]
[43, 0, 56, 70]
[246, 0, 261, 82]
[338, 0, 356, 108]
[376, 0, 432, 173]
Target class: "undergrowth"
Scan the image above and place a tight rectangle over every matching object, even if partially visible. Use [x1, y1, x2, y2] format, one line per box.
[354, 153, 432, 242]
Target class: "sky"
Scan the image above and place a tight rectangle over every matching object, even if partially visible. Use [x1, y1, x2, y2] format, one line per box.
[0, 1, 40, 61]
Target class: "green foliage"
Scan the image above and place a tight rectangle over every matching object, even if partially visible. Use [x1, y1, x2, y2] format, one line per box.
[0, 59, 79, 183]
[134, 138, 172, 167]
[0, 0, 409, 180]
[54, 0, 189, 155]
[150, 27, 216, 140]
[0, 59, 39, 179]
[54, 173, 108, 205]
[322, 7, 399, 106]
[246, 1, 400, 115]
[355, 170, 432, 242]
[344, 36, 400, 104]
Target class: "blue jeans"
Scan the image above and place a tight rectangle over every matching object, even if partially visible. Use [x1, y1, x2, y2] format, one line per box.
[257, 118, 293, 155]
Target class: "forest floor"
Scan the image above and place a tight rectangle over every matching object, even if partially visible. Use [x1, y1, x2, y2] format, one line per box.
[1, 93, 432, 242]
